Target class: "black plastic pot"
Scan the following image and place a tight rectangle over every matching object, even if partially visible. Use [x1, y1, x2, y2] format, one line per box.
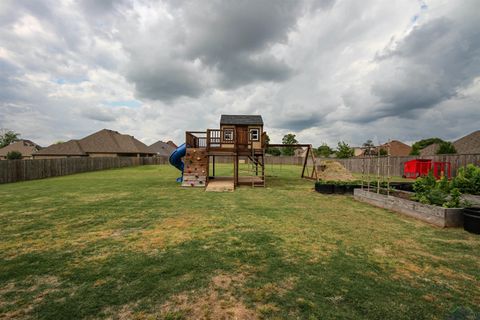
[315, 184, 334, 194]
[334, 185, 346, 194]
[463, 207, 480, 235]
[344, 185, 359, 194]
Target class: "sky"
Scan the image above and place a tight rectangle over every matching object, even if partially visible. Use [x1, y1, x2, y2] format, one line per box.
[0, 0, 479, 147]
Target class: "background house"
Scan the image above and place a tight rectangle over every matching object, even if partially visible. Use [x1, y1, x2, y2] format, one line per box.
[377, 140, 412, 156]
[166, 140, 177, 148]
[149, 140, 175, 157]
[33, 129, 155, 159]
[419, 143, 440, 156]
[0, 140, 42, 160]
[453, 130, 480, 154]
[353, 147, 364, 157]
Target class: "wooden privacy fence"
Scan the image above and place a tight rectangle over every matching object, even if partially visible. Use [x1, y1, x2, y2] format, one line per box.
[323, 154, 480, 177]
[0, 156, 168, 184]
[2, 153, 479, 184]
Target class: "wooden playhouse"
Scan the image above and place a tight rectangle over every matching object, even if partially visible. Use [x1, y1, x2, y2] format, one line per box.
[172, 115, 317, 191]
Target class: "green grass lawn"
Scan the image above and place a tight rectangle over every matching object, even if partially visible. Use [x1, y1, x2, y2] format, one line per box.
[0, 164, 479, 320]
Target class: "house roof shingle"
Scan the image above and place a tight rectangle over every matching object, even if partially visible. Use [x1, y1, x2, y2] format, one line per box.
[34, 129, 154, 156]
[149, 140, 176, 156]
[419, 143, 441, 156]
[378, 140, 412, 156]
[220, 115, 263, 126]
[454, 130, 480, 154]
[0, 140, 42, 157]
[34, 140, 86, 156]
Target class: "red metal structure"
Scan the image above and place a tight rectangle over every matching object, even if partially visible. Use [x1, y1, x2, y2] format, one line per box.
[403, 159, 452, 179]
[404, 159, 432, 179]
[432, 161, 451, 179]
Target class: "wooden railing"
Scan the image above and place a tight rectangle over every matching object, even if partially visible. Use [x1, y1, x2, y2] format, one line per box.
[186, 131, 207, 148]
[187, 129, 266, 150]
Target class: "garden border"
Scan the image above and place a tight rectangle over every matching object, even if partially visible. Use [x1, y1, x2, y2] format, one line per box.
[353, 189, 463, 228]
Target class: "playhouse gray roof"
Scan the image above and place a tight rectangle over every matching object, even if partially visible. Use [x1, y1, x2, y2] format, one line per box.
[220, 115, 263, 126]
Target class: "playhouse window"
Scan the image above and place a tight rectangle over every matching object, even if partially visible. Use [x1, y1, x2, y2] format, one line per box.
[224, 129, 234, 141]
[250, 128, 259, 141]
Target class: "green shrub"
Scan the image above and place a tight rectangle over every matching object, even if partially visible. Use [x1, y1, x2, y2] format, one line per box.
[452, 164, 480, 195]
[412, 173, 464, 208]
[436, 141, 457, 154]
[336, 141, 354, 158]
[6, 150, 22, 160]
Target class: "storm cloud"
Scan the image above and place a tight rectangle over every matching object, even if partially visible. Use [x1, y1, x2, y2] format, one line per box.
[0, 0, 479, 147]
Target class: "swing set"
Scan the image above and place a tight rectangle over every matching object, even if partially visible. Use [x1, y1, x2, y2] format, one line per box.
[267, 144, 319, 181]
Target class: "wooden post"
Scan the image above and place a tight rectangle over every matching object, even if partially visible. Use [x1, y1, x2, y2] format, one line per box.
[213, 155, 216, 177]
[310, 146, 319, 181]
[234, 154, 238, 187]
[377, 152, 380, 194]
[301, 146, 310, 178]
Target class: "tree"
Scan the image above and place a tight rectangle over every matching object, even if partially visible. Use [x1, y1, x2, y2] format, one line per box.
[379, 148, 388, 156]
[362, 139, 376, 156]
[6, 151, 22, 160]
[410, 138, 444, 155]
[336, 141, 354, 158]
[437, 141, 456, 154]
[0, 129, 20, 148]
[316, 143, 333, 158]
[281, 133, 298, 156]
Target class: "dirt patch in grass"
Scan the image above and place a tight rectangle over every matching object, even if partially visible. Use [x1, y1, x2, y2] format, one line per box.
[128, 215, 215, 253]
[74, 192, 133, 204]
[160, 272, 257, 320]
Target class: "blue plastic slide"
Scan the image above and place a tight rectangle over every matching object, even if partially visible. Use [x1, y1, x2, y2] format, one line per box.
[169, 143, 186, 182]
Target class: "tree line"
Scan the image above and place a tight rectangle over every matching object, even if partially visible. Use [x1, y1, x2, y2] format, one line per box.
[266, 134, 458, 158]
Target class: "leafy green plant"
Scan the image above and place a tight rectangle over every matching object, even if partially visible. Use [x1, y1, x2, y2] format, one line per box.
[316, 180, 360, 186]
[6, 150, 22, 160]
[437, 141, 457, 154]
[336, 141, 354, 158]
[413, 173, 464, 208]
[452, 164, 480, 195]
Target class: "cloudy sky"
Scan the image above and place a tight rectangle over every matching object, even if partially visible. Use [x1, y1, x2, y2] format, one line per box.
[0, 0, 479, 147]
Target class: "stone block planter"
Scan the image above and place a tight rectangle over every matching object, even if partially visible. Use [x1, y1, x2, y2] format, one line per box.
[354, 189, 464, 228]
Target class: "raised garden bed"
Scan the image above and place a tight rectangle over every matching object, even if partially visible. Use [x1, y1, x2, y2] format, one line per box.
[354, 189, 463, 228]
[315, 181, 413, 195]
